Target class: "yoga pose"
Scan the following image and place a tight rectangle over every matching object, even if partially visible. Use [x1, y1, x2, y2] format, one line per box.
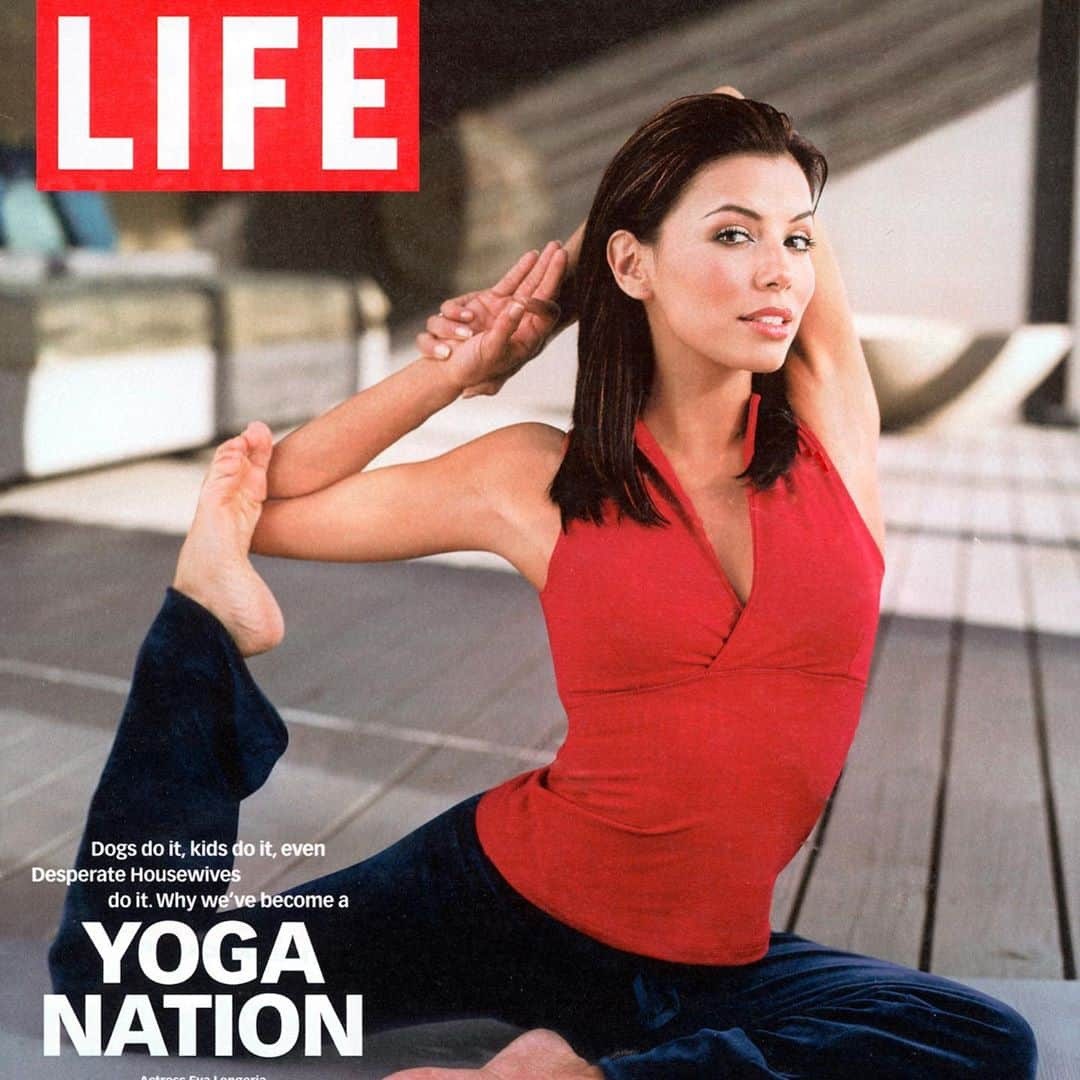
[50, 90, 1037, 1077]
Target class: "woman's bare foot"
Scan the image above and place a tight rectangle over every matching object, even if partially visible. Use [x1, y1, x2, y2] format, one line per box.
[383, 1028, 604, 1080]
[172, 421, 284, 657]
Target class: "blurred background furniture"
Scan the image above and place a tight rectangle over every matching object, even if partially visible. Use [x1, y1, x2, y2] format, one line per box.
[0, 155, 390, 485]
[856, 315, 1074, 432]
[0, 272, 217, 483]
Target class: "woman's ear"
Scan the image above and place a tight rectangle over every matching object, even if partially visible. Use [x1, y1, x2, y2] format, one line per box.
[607, 230, 653, 301]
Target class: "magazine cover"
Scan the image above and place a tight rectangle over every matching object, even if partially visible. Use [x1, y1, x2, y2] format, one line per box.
[2, 1, 1077, 1077]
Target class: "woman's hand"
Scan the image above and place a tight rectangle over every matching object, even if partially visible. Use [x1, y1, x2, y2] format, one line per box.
[417, 241, 567, 398]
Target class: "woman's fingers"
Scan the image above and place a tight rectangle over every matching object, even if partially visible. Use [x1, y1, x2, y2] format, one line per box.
[492, 298, 527, 339]
[517, 240, 561, 298]
[427, 313, 474, 341]
[533, 245, 568, 305]
[439, 297, 476, 321]
[416, 331, 453, 359]
[489, 248, 541, 298]
[419, 241, 564, 369]
[479, 298, 527, 364]
[419, 297, 555, 358]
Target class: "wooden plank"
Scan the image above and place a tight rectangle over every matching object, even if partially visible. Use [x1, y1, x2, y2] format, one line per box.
[975, 424, 1011, 484]
[894, 533, 965, 622]
[1025, 544, 1080, 637]
[256, 566, 538, 727]
[0, 712, 109, 799]
[228, 600, 550, 890]
[1048, 429, 1080, 487]
[1038, 630, 1080, 977]
[933, 623, 1060, 976]
[774, 524, 914, 928]
[372, 606, 548, 735]
[887, 434, 942, 480]
[880, 529, 915, 613]
[1012, 426, 1057, 484]
[0, 518, 543, 731]
[0, 708, 35, 746]
[970, 484, 1014, 539]
[792, 617, 950, 967]
[1014, 487, 1070, 543]
[0, 518, 548, 884]
[0, 681, 125, 938]
[0, 759, 100, 877]
[0, 834, 80, 940]
[0, 691, 116, 881]
[0, 518, 181, 676]
[246, 558, 511, 707]
[920, 477, 975, 534]
[879, 475, 925, 531]
[965, 536, 1025, 630]
[458, 652, 563, 752]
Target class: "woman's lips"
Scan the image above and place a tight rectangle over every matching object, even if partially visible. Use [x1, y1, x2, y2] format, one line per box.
[739, 316, 791, 339]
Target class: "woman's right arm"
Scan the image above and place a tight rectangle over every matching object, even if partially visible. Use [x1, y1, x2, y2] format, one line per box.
[264, 352, 465, 500]
[250, 419, 565, 582]
[250, 245, 569, 580]
[265, 244, 565, 499]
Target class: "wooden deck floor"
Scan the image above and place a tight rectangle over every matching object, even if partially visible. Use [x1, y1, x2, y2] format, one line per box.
[0, 420, 1077, 1071]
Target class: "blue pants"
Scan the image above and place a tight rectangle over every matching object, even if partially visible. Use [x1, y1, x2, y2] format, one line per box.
[50, 589, 1038, 1077]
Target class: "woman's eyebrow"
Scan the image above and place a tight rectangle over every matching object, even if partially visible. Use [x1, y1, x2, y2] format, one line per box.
[704, 203, 814, 223]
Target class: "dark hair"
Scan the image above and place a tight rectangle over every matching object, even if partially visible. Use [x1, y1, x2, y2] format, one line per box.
[550, 93, 828, 529]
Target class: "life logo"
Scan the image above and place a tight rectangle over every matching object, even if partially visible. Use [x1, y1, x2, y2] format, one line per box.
[36, 0, 419, 191]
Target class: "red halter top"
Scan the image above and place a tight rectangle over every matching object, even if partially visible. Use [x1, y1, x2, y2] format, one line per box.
[475, 391, 885, 964]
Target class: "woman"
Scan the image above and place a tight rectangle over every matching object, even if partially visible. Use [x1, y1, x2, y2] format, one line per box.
[50, 90, 1037, 1078]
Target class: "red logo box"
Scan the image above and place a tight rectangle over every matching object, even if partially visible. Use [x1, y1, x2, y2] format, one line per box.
[36, 0, 418, 191]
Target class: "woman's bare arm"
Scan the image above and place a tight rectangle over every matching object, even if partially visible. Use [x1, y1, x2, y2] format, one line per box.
[251, 420, 565, 585]
[265, 356, 462, 500]
[249, 246, 569, 579]
[783, 216, 886, 557]
[265, 245, 565, 499]
[785, 217, 880, 445]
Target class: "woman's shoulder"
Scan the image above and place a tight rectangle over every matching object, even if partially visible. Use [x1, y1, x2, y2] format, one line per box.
[454, 420, 568, 513]
[484, 420, 568, 453]
[461, 422, 567, 590]
[465, 421, 567, 483]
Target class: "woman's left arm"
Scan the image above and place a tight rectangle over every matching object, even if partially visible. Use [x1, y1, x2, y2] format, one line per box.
[787, 217, 880, 456]
[786, 217, 886, 556]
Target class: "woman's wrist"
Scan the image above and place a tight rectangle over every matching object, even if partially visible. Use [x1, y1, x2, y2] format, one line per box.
[408, 353, 468, 402]
[264, 355, 465, 499]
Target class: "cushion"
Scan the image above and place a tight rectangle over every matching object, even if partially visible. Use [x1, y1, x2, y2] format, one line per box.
[50, 191, 118, 250]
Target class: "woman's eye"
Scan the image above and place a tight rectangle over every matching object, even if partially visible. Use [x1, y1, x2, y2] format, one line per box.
[713, 227, 750, 244]
[789, 234, 816, 252]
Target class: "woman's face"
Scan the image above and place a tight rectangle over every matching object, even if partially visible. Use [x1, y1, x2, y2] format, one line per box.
[640, 153, 817, 376]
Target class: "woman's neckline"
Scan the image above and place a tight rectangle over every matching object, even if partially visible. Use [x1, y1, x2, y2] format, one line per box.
[635, 390, 760, 610]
